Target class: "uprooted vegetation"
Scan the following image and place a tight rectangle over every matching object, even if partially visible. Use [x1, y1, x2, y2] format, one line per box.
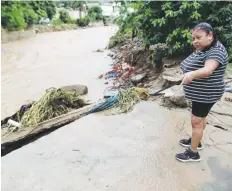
[1, 88, 89, 130]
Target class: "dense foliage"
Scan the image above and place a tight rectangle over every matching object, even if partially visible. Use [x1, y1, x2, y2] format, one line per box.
[1, 1, 103, 30]
[59, 10, 71, 24]
[76, 17, 90, 27]
[115, 1, 232, 59]
[56, 1, 87, 18]
[88, 6, 103, 21]
[1, 1, 56, 31]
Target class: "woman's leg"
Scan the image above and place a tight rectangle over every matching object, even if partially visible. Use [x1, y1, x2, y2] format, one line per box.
[191, 114, 205, 152]
[191, 101, 214, 151]
[176, 101, 215, 162]
[203, 117, 207, 130]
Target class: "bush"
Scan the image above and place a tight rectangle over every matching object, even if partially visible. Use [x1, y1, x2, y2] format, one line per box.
[46, 6, 56, 20]
[29, 1, 56, 20]
[59, 10, 71, 24]
[36, 9, 48, 19]
[87, 6, 103, 21]
[52, 18, 63, 25]
[1, 1, 57, 30]
[2, 5, 26, 31]
[69, 19, 77, 24]
[77, 16, 90, 27]
[23, 7, 38, 26]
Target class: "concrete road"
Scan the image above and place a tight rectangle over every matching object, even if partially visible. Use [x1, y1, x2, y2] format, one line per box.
[2, 102, 232, 191]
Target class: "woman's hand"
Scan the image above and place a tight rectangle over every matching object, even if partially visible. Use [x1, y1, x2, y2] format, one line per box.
[181, 60, 220, 85]
[181, 71, 195, 85]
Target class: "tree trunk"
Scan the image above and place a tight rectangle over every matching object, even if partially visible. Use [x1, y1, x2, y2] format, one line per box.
[79, 8, 82, 19]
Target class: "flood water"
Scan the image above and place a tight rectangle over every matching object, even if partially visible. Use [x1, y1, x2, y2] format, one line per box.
[1, 26, 117, 119]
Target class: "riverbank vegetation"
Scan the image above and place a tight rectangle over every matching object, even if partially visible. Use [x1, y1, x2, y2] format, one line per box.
[1, 1, 104, 31]
[110, 1, 232, 61]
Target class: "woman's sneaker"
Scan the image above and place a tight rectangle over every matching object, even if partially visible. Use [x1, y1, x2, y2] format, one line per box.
[179, 138, 203, 150]
[176, 148, 201, 162]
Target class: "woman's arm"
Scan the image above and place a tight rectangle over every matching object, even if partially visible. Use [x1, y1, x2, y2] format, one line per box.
[181, 59, 220, 84]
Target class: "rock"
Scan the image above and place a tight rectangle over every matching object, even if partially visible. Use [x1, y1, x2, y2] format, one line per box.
[138, 83, 143, 87]
[144, 83, 150, 88]
[107, 52, 116, 58]
[148, 81, 155, 86]
[136, 68, 143, 74]
[226, 75, 232, 79]
[162, 85, 188, 107]
[225, 79, 232, 83]
[149, 87, 164, 96]
[142, 65, 150, 70]
[163, 75, 182, 83]
[164, 62, 177, 68]
[35, 29, 40, 34]
[225, 84, 232, 93]
[60, 85, 88, 95]
[149, 76, 157, 81]
[131, 73, 147, 84]
[146, 69, 150, 73]
[163, 68, 183, 81]
[113, 59, 120, 65]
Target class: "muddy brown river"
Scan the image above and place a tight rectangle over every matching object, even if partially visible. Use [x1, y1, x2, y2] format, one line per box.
[1, 26, 117, 119]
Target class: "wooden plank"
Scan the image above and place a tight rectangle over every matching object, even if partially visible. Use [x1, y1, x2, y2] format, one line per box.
[1, 99, 105, 146]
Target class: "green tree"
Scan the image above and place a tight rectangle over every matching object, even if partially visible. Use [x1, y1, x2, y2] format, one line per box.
[1, 1, 57, 30]
[87, 6, 103, 21]
[23, 7, 38, 26]
[3, 6, 26, 31]
[29, 1, 56, 19]
[46, 5, 56, 20]
[71, 1, 87, 19]
[116, 1, 232, 58]
[36, 9, 48, 19]
[58, 1, 87, 18]
[59, 10, 71, 24]
[1, 2, 26, 31]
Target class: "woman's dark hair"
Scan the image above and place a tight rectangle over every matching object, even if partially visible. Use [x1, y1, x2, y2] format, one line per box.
[192, 22, 217, 50]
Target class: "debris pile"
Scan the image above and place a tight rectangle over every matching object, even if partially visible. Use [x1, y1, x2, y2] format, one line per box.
[1, 88, 89, 129]
[104, 37, 183, 90]
[101, 87, 150, 115]
[115, 87, 149, 113]
[98, 62, 136, 85]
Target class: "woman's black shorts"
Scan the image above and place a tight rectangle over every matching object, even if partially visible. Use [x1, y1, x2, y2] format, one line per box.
[192, 101, 215, 117]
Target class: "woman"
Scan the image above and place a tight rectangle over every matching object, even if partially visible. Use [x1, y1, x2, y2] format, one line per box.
[176, 22, 229, 162]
